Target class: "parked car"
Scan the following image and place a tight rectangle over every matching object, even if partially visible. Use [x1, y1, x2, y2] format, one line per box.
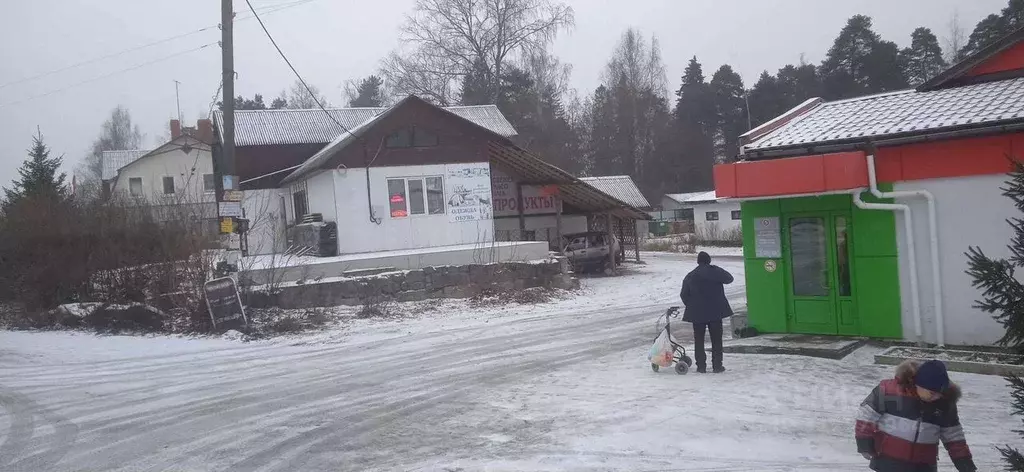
[562, 231, 621, 273]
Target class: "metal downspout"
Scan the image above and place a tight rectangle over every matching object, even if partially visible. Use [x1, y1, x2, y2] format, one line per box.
[865, 154, 944, 346]
[852, 190, 924, 345]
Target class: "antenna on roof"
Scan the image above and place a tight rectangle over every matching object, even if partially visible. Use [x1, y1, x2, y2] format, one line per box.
[173, 80, 182, 123]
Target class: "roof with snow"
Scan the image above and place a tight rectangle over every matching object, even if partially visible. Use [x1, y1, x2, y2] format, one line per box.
[742, 77, 1024, 155]
[101, 150, 149, 181]
[665, 190, 718, 204]
[578, 176, 650, 209]
[214, 104, 516, 147]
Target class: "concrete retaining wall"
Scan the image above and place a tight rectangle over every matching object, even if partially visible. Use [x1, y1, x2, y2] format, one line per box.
[248, 259, 577, 309]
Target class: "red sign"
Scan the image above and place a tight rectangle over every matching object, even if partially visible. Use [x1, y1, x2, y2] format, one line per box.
[390, 194, 405, 204]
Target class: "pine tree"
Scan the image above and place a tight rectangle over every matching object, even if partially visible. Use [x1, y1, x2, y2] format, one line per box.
[709, 65, 747, 163]
[348, 76, 386, 107]
[901, 28, 948, 86]
[3, 129, 67, 209]
[961, 14, 1009, 58]
[965, 159, 1024, 469]
[672, 57, 716, 190]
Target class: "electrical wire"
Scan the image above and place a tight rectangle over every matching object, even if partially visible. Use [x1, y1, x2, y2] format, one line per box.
[241, 0, 352, 136]
[0, 0, 317, 90]
[0, 42, 218, 109]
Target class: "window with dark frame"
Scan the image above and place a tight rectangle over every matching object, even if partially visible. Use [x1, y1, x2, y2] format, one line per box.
[129, 177, 143, 196]
[292, 190, 309, 223]
[408, 179, 425, 215]
[731, 210, 741, 220]
[386, 126, 439, 148]
[706, 211, 719, 221]
[203, 174, 216, 193]
[162, 176, 175, 195]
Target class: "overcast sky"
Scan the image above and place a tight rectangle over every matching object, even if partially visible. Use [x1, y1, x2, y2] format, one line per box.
[0, 0, 1007, 190]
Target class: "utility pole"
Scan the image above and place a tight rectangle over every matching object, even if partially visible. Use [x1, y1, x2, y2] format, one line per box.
[173, 80, 183, 123]
[221, 0, 235, 180]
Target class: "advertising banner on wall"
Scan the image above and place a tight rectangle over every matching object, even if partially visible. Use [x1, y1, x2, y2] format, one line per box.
[491, 168, 560, 217]
[445, 163, 493, 223]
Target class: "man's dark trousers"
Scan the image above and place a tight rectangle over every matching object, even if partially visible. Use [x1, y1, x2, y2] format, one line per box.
[692, 319, 724, 371]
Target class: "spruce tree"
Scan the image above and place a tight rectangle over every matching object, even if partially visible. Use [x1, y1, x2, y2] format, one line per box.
[348, 76, 386, 107]
[3, 129, 67, 209]
[965, 159, 1024, 469]
[709, 65, 747, 162]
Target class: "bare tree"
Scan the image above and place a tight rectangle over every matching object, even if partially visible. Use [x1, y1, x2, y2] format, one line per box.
[76, 106, 144, 201]
[381, 0, 574, 105]
[604, 29, 667, 98]
[284, 80, 330, 109]
[943, 10, 968, 65]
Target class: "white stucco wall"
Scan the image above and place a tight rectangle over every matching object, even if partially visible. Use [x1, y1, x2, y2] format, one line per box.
[297, 163, 495, 255]
[112, 139, 214, 206]
[242, 189, 288, 256]
[894, 174, 1015, 346]
[494, 214, 588, 245]
[690, 201, 742, 237]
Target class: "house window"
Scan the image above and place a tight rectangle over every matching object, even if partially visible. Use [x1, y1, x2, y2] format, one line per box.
[731, 210, 741, 220]
[386, 127, 439, 148]
[388, 176, 445, 218]
[203, 174, 216, 193]
[426, 176, 445, 215]
[292, 189, 308, 223]
[129, 177, 143, 196]
[162, 176, 175, 195]
[706, 211, 719, 221]
[674, 208, 694, 221]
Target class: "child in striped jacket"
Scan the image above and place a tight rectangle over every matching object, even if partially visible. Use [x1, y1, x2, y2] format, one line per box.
[855, 359, 976, 472]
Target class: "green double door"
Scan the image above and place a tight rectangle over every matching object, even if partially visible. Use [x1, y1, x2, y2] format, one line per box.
[785, 212, 855, 335]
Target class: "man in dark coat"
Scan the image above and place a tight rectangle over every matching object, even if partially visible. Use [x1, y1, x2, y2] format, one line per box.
[680, 251, 734, 373]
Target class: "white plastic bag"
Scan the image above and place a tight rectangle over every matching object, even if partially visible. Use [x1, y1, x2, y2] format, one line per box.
[648, 328, 674, 367]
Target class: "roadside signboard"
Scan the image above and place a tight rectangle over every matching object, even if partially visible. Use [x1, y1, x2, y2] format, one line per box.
[204, 277, 247, 330]
[223, 190, 244, 202]
[220, 217, 235, 234]
[223, 175, 238, 191]
[219, 201, 243, 217]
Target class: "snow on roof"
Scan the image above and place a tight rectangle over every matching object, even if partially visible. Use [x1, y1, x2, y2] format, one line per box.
[579, 175, 651, 209]
[744, 77, 1024, 154]
[665, 190, 718, 204]
[101, 150, 150, 181]
[214, 104, 517, 147]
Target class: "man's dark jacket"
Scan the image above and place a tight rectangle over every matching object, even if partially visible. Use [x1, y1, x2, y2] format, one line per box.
[680, 264, 734, 323]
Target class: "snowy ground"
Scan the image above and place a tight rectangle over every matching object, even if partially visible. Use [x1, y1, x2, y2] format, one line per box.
[0, 253, 1015, 471]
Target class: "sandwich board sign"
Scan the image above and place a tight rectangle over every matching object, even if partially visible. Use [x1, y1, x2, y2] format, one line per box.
[204, 277, 247, 330]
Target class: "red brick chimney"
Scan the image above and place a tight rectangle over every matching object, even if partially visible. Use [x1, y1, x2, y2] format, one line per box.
[197, 119, 213, 144]
[170, 119, 182, 139]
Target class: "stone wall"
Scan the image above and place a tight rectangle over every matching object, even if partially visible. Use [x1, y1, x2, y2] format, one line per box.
[252, 259, 577, 309]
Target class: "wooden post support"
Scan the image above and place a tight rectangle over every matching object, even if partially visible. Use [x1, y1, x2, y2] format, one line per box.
[516, 182, 526, 239]
[606, 212, 616, 271]
[555, 195, 563, 255]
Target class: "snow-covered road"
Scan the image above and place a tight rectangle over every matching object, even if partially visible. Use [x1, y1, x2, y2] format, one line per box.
[0, 253, 1015, 471]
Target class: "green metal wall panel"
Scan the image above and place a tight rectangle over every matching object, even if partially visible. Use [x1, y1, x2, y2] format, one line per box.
[740, 188, 902, 339]
[740, 200, 788, 333]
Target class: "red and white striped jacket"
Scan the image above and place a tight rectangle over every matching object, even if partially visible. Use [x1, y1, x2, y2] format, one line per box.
[855, 362, 976, 472]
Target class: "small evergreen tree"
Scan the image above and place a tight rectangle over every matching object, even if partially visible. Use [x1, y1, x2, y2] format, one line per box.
[965, 158, 1024, 469]
[3, 129, 67, 210]
[348, 76, 386, 107]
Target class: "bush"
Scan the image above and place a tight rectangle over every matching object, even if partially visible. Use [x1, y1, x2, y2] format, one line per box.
[83, 304, 164, 334]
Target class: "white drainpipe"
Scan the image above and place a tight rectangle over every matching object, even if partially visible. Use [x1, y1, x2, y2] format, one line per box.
[851, 190, 924, 344]
[863, 154, 944, 346]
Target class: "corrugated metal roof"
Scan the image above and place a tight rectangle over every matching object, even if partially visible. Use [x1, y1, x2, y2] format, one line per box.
[101, 150, 149, 181]
[215, 104, 516, 147]
[579, 175, 651, 209]
[489, 143, 650, 220]
[744, 77, 1024, 153]
[665, 190, 717, 204]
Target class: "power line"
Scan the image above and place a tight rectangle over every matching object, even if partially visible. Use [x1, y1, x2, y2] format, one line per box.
[242, 0, 353, 136]
[0, 0, 317, 90]
[0, 42, 218, 109]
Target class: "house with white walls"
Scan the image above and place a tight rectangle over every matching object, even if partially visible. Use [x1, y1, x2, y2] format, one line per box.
[110, 119, 217, 229]
[713, 26, 1024, 346]
[660, 190, 742, 239]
